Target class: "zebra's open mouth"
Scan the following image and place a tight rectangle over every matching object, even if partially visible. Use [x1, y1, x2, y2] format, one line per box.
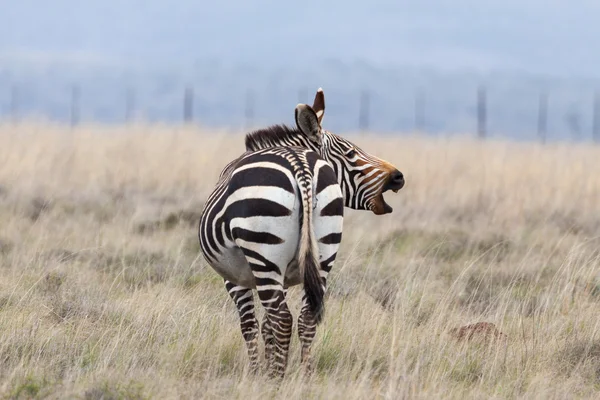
[379, 188, 396, 214]
[375, 182, 402, 215]
[381, 195, 393, 214]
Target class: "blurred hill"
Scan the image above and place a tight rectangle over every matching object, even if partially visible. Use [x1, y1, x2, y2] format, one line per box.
[1, 1, 599, 140]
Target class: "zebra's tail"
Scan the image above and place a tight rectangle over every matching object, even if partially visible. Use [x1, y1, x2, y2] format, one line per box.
[297, 171, 325, 325]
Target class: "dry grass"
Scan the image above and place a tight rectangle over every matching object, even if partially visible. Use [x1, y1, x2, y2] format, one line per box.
[1, 122, 600, 399]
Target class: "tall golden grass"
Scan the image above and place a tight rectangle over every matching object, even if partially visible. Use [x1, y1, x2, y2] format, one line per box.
[1, 122, 600, 399]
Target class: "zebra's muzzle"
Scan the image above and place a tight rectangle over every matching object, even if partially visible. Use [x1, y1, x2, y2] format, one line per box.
[385, 169, 405, 192]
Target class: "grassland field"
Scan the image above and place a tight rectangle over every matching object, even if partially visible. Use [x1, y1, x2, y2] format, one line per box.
[1, 122, 600, 399]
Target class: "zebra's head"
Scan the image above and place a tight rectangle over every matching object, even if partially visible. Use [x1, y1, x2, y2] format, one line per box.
[295, 88, 405, 215]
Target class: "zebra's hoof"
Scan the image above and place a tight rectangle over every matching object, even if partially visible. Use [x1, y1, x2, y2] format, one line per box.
[301, 362, 314, 378]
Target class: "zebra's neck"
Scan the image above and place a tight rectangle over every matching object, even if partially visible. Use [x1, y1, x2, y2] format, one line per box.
[244, 124, 318, 152]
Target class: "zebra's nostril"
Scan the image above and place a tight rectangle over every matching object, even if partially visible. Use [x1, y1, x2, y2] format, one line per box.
[392, 170, 404, 183]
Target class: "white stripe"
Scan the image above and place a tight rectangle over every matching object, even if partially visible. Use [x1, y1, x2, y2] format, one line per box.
[231, 161, 295, 182]
[245, 256, 265, 266]
[256, 284, 284, 291]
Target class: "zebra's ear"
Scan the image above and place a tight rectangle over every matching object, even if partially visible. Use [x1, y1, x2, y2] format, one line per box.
[295, 104, 322, 144]
[312, 87, 325, 124]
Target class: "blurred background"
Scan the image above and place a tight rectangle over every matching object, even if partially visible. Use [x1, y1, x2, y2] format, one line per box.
[1, 0, 599, 142]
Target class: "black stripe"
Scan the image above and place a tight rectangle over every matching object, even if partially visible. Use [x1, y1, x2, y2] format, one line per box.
[228, 165, 294, 194]
[236, 152, 293, 169]
[320, 253, 337, 272]
[254, 277, 282, 287]
[305, 151, 320, 167]
[232, 227, 284, 244]
[214, 216, 228, 248]
[200, 216, 219, 260]
[238, 301, 254, 311]
[315, 164, 337, 195]
[257, 289, 284, 302]
[226, 198, 292, 219]
[204, 195, 228, 249]
[241, 248, 281, 273]
[320, 198, 343, 217]
[224, 218, 234, 242]
[319, 233, 342, 245]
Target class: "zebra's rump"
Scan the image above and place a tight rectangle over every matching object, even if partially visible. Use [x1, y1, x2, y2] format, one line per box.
[199, 147, 343, 289]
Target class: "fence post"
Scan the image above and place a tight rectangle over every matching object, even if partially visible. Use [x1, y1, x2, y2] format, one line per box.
[477, 85, 486, 139]
[183, 86, 194, 123]
[566, 109, 581, 141]
[244, 88, 255, 131]
[125, 88, 135, 123]
[415, 88, 425, 133]
[10, 85, 18, 124]
[70, 84, 80, 127]
[593, 91, 599, 143]
[537, 92, 548, 144]
[359, 90, 370, 133]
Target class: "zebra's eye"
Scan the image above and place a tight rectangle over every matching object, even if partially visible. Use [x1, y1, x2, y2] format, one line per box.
[345, 149, 357, 158]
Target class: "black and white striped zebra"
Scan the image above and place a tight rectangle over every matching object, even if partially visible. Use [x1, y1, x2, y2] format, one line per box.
[198, 88, 404, 378]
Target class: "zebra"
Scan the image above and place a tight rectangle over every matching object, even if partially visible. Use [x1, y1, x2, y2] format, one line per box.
[198, 88, 404, 378]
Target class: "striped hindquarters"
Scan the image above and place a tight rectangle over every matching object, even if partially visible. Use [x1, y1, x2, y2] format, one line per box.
[198, 147, 341, 295]
[199, 149, 299, 269]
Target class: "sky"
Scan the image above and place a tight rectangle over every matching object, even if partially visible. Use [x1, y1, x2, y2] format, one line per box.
[1, 0, 599, 78]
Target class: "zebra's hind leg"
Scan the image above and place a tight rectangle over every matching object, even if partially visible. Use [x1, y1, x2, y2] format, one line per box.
[297, 292, 319, 375]
[256, 285, 293, 379]
[261, 313, 273, 365]
[298, 252, 337, 376]
[260, 288, 287, 367]
[224, 280, 260, 374]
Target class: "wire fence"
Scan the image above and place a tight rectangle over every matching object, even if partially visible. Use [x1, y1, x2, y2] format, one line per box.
[2, 82, 600, 144]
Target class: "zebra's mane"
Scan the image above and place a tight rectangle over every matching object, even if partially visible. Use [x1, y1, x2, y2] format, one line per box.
[244, 124, 304, 151]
